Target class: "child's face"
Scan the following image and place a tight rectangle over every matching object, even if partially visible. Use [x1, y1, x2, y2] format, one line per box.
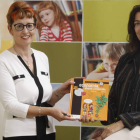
[89, 104, 93, 107]
[39, 9, 56, 28]
[103, 58, 118, 74]
[84, 104, 87, 108]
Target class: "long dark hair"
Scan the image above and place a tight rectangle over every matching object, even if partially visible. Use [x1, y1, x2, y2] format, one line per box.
[127, 5, 140, 55]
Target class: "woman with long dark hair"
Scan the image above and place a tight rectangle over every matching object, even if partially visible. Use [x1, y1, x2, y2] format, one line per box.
[97, 5, 140, 140]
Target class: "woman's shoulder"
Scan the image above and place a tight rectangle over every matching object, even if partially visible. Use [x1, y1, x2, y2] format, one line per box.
[114, 52, 131, 76]
[0, 50, 13, 62]
[32, 48, 48, 60]
[0, 49, 9, 56]
[118, 52, 132, 64]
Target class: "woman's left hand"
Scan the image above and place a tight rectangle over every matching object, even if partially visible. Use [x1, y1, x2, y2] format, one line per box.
[56, 79, 75, 96]
[100, 120, 124, 139]
[57, 77, 85, 96]
[78, 114, 95, 123]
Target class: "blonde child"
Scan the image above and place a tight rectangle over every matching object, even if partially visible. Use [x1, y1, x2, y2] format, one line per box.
[87, 43, 125, 82]
[36, 1, 73, 42]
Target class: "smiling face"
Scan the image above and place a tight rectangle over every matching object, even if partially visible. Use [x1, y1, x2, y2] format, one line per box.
[134, 12, 140, 41]
[8, 17, 36, 47]
[103, 58, 118, 74]
[39, 9, 56, 28]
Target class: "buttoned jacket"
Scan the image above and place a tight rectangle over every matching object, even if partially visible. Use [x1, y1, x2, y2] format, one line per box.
[0, 49, 55, 137]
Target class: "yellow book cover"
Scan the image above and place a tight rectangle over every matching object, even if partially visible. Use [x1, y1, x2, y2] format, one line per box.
[68, 78, 109, 121]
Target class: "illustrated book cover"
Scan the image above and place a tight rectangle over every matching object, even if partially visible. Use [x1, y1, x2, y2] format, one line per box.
[68, 78, 109, 120]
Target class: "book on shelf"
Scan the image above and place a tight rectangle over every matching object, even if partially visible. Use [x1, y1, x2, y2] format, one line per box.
[98, 44, 104, 57]
[79, 0, 83, 9]
[67, 1, 74, 14]
[68, 78, 109, 120]
[94, 45, 100, 58]
[98, 46, 101, 58]
[56, 1, 83, 16]
[87, 63, 94, 73]
[92, 45, 97, 58]
[78, 18, 82, 35]
[85, 43, 104, 59]
[61, 1, 72, 15]
[56, 1, 66, 14]
[86, 44, 94, 58]
[75, 1, 82, 13]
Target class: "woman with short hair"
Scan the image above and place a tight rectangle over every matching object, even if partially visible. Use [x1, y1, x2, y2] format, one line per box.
[0, 1, 76, 140]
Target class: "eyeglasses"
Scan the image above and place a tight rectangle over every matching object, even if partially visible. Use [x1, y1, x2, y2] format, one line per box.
[14, 23, 36, 31]
[104, 63, 118, 68]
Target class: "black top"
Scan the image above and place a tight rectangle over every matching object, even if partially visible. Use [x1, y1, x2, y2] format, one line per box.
[101, 51, 140, 130]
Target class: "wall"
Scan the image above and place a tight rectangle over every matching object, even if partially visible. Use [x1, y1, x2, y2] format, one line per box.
[0, 1, 139, 140]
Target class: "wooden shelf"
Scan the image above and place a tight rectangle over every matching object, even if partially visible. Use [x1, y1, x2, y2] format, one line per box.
[67, 12, 82, 17]
[71, 1, 82, 41]
[84, 58, 102, 61]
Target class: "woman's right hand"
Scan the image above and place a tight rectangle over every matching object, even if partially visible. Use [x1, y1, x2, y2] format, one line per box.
[95, 136, 103, 140]
[48, 107, 76, 122]
[78, 114, 95, 123]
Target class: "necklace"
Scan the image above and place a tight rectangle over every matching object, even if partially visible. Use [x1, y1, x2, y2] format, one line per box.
[13, 47, 31, 67]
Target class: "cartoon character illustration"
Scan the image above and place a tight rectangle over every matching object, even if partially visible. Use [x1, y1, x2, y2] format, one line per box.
[99, 82, 104, 87]
[88, 111, 91, 117]
[81, 91, 86, 96]
[83, 103, 88, 115]
[89, 103, 94, 114]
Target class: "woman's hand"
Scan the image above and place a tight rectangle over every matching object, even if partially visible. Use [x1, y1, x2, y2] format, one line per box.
[48, 107, 76, 122]
[95, 136, 102, 140]
[103, 77, 114, 82]
[49, 78, 84, 106]
[57, 77, 85, 96]
[100, 120, 124, 139]
[56, 79, 75, 96]
[78, 114, 95, 123]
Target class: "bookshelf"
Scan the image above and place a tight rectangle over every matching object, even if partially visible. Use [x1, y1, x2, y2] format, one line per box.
[82, 43, 105, 77]
[26, 1, 83, 41]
